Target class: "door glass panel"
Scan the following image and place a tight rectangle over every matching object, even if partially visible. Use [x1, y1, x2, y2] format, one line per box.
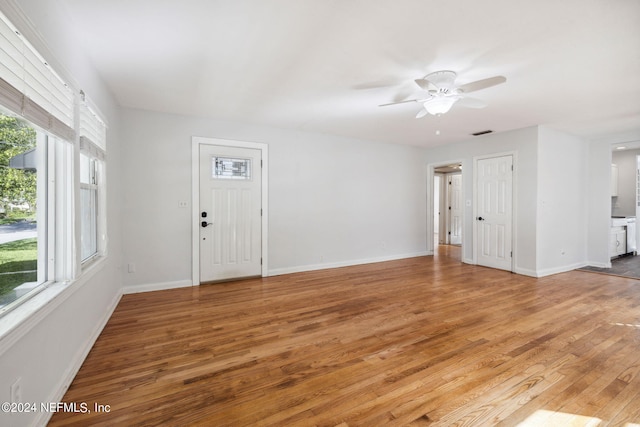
[212, 157, 251, 180]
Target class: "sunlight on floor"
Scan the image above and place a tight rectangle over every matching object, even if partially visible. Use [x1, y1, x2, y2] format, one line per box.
[518, 410, 601, 427]
[612, 322, 640, 329]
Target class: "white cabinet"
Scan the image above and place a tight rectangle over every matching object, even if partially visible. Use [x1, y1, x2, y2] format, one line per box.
[611, 163, 618, 197]
[610, 225, 626, 257]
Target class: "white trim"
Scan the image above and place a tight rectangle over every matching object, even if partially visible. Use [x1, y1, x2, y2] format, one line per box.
[269, 251, 429, 277]
[535, 262, 589, 278]
[123, 279, 192, 295]
[513, 267, 538, 278]
[586, 260, 611, 269]
[514, 261, 590, 278]
[36, 288, 121, 427]
[472, 151, 517, 272]
[191, 136, 269, 285]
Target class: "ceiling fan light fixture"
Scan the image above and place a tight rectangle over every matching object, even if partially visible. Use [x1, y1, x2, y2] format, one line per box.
[424, 97, 458, 115]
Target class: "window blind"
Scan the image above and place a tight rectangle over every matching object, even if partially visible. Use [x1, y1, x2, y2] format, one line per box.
[79, 99, 106, 156]
[0, 10, 75, 141]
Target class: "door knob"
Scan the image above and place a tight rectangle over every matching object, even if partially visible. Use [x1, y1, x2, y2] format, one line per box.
[201, 221, 212, 228]
[477, 216, 485, 221]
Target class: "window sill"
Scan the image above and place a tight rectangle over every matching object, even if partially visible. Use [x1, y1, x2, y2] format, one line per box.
[0, 256, 108, 356]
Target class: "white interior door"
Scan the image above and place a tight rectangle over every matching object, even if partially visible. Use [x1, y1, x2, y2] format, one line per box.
[476, 155, 513, 271]
[199, 144, 262, 282]
[449, 173, 463, 245]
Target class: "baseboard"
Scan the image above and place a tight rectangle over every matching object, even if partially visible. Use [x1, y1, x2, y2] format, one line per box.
[37, 289, 122, 427]
[268, 252, 429, 276]
[515, 261, 589, 278]
[584, 260, 611, 269]
[513, 267, 539, 277]
[122, 279, 193, 294]
[537, 263, 584, 277]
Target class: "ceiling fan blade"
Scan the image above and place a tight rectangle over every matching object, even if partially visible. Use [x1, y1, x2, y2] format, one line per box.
[416, 109, 429, 119]
[379, 98, 429, 107]
[458, 76, 506, 93]
[456, 97, 488, 109]
[414, 78, 431, 91]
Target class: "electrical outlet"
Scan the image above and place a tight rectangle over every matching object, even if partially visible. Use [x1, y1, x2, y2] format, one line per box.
[10, 378, 21, 404]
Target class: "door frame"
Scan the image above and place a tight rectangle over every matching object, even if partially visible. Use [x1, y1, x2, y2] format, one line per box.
[446, 172, 463, 245]
[426, 159, 465, 256]
[191, 136, 269, 285]
[472, 151, 517, 271]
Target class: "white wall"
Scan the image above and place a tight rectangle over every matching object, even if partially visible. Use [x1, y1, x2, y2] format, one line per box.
[422, 126, 539, 274]
[536, 127, 588, 275]
[0, 1, 122, 426]
[121, 108, 428, 291]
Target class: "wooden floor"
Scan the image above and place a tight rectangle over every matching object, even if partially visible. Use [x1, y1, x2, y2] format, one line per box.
[49, 246, 640, 426]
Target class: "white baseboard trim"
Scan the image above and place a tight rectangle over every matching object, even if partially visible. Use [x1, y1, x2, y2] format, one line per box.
[268, 252, 429, 276]
[37, 289, 122, 427]
[513, 267, 539, 277]
[462, 257, 474, 265]
[515, 261, 589, 278]
[534, 262, 589, 278]
[584, 260, 612, 269]
[123, 279, 193, 294]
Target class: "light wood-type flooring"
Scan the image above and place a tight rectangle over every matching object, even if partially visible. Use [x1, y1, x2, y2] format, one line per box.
[49, 246, 640, 426]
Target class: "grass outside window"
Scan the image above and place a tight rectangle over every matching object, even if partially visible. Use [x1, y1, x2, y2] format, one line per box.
[0, 237, 37, 297]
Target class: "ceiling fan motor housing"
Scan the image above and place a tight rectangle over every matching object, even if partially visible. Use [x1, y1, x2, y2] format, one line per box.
[425, 70, 458, 92]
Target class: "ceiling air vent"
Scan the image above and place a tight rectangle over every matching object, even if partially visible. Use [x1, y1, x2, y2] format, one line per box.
[471, 130, 493, 136]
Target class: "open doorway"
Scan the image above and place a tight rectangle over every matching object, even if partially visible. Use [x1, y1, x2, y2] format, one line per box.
[433, 163, 463, 248]
[581, 141, 640, 278]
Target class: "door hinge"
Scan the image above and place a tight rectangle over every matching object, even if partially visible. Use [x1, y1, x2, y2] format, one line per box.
[260, 258, 263, 265]
[261, 159, 263, 168]
[511, 165, 514, 171]
[260, 208, 263, 216]
[510, 251, 513, 257]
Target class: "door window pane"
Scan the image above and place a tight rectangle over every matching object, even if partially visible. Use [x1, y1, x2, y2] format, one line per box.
[212, 157, 251, 180]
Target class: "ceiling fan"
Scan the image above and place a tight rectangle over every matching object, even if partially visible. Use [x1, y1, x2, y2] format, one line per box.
[379, 70, 506, 118]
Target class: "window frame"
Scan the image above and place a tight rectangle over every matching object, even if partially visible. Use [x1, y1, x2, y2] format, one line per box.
[79, 152, 103, 265]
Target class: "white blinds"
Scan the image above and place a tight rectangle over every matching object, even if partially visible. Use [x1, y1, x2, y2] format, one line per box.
[80, 99, 106, 157]
[0, 10, 75, 140]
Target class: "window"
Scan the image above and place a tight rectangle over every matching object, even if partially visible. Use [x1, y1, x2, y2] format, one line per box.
[0, 114, 43, 311]
[79, 100, 106, 265]
[80, 153, 97, 262]
[213, 157, 252, 180]
[0, 10, 106, 319]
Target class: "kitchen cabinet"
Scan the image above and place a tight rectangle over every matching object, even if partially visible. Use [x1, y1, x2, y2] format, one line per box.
[610, 225, 626, 257]
[611, 163, 618, 197]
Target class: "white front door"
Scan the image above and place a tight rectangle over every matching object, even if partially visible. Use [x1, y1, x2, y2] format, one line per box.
[449, 173, 463, 245]
[199, 144, 262, 282]
[476, 155, 513, 271]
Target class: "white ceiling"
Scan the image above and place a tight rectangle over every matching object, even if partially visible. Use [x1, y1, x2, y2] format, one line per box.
[59, 0, 640, 148]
